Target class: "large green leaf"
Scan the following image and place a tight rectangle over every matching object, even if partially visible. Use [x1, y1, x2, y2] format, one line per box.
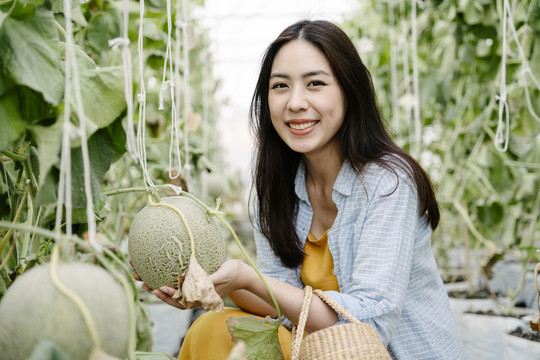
[0, 8, 64, 105]
[28, 116, 62, 187]
[226, 316, 283, 360]
[69, 117, 126, 215]
[72, 65, 126, 143]
[0, 91, 26, 151]
[85, 6, 121, 53]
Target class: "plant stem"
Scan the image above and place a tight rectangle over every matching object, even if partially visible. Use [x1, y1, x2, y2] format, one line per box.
[212, 212, 282, 327]
[0, 150, 25, 163]
[0, 180, 28, 257]
[55, 20, 68, 40]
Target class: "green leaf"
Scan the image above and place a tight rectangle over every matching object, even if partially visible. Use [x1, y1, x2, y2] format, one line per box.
[73, 65, 126, 142]
[51, 0, 88, 13]
[69, 123, 123, 217]
[0, 91, 26, 151]
[28, 116, 62, 187]
[17, 86, 56, 122]
[85, 7, 121, 53]
[226, 316, 283, 360]
[0, 9, 64, 105]
[134, 352, 175, 360]
[19, 0, 44, 7]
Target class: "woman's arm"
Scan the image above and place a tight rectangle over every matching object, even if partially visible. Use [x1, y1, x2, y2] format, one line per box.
[211, 259, 338, 333]
[132, 259, 338, 332]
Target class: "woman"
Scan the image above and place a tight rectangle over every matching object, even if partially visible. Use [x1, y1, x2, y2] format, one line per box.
[137, 20, 465, 359]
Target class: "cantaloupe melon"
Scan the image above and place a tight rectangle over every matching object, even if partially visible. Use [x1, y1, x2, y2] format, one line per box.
[128, 195, 226, 290]
[0, 262, 129, 360]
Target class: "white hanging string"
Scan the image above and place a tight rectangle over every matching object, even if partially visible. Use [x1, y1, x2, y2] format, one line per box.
[109, 0, 138, 162]
[59, 0, 99, 250]
[173, 0, 184, 183]
[159, 0, 182, 181]
[505, 0, 540, 123]
[387, 0, 400, 135]
[398, 1, 413, 147]
[495, 0, 510, 152]
[135, 0, 156, 192]
[410, 0, 423, 156]
[181, 0, 192, 181]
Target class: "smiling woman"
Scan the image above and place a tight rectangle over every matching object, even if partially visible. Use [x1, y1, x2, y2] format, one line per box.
[268, 40, 346, 158]
[135, 19, 466, 360]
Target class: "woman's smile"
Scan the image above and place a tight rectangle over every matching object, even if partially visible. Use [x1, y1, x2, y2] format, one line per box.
[286, 119, 320, 134]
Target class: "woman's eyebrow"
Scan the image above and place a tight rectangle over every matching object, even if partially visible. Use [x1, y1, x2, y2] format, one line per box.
[269, 70, 331, 79]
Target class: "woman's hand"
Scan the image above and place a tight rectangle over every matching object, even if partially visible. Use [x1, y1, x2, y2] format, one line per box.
[130, 260, 195, 310]
[209, 259, 252, 298]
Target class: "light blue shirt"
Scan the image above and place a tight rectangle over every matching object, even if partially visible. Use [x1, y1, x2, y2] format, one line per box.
[255, 159, 465, 359]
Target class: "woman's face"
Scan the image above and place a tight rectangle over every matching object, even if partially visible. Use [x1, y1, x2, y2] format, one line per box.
[268, 40, 346, 158]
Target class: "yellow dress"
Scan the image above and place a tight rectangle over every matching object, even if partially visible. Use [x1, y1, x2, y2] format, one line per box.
[178, 230, 338, 360]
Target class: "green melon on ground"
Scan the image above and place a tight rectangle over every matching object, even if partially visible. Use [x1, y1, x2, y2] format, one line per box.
[128, 195, 226, 289]
[0, 262, 130, 360]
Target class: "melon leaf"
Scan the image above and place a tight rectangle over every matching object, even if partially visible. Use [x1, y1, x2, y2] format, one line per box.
[134, 352, 176, 360]
[226, 316, 283, 360]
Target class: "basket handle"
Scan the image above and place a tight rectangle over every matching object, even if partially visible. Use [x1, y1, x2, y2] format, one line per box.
[291, 286, 361, 360]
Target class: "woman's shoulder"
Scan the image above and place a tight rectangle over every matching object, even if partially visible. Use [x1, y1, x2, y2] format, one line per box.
[353, 155, 417, 194]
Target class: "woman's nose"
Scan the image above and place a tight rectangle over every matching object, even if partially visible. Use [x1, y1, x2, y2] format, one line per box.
[287, 87, 308, 112]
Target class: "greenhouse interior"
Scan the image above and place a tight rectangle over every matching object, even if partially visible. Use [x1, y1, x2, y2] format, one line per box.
[0, 0, 539, 359]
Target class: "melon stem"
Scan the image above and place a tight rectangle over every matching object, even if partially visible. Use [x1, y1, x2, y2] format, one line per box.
[147, 195, 196, 256]
[212, 212, 282, 327]
[49, 246, 103, 352]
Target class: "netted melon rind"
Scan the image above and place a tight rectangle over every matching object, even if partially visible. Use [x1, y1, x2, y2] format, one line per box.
[0, 263, 130, 360]
[128, 195, 226, 289]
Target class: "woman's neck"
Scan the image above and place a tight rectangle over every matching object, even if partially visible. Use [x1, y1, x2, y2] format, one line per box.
[303, 149, 343, 196]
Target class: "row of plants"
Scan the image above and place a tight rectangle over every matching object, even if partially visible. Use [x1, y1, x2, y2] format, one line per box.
[343, 0, 540, 357]
[0, 0, 239, 357]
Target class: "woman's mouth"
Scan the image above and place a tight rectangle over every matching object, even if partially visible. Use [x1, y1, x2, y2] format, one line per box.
[287, 120, 319, 130]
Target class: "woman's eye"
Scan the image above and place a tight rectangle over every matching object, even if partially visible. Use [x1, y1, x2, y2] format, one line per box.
[271, 83, 288, 89]
[308, 80, 325, 87]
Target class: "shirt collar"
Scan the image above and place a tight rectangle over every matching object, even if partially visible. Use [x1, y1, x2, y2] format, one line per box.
[294, 159, 356, 202]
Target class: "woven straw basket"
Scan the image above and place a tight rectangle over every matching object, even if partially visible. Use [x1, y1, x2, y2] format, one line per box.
[291, 286, 391, 360]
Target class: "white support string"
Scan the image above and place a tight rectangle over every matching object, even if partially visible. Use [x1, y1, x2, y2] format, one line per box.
[494, 0, 540, 152]
[410, 0, 422, 156]
[387, 0, 400, 135]
[495, 0, 511, 152]
[398, 1, 413, 147]
[174, 0, 183, 182]
[60, 0, 99, 250]
[109, 0, 138, 162]
[158, 0, 182, 181]
[135, 0, 157, 192]
[182, 0, 192, 181]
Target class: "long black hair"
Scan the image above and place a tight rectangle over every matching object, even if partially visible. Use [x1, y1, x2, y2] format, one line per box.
[250, 20, 439, 268]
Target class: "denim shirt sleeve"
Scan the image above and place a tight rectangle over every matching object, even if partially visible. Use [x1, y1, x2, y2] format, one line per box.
[324, 169, 422, 345]
[254, 221, 302, 329]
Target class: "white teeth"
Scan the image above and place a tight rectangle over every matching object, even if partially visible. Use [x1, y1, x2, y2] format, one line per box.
[289, 121, 317, 130]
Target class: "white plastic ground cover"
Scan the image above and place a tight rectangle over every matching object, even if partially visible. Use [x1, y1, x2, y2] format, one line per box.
[460, 312, 528, 360]
[502, 329, 540, 360]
